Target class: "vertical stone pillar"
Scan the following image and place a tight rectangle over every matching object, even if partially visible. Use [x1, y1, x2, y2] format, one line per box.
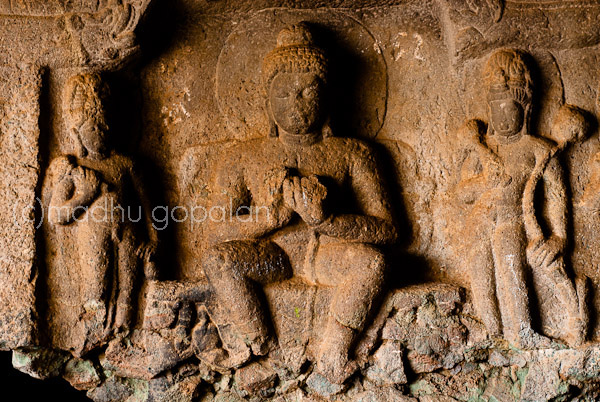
[0, 65, 41, 348]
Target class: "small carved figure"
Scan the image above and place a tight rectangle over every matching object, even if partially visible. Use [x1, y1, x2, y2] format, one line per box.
[47, 73, 158, 348]
[455, 49, 578, 348]
[202, 23, 397, 383]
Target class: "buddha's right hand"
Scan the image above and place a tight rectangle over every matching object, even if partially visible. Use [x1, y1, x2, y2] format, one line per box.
[283, 175, 328, 226]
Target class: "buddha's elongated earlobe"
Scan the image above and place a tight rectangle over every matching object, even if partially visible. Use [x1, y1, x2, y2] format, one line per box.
[266, 98, 279, 137]
[270, 120, 279, 137]
[486, 104, 494, 136]
[523, 103, 532, 135]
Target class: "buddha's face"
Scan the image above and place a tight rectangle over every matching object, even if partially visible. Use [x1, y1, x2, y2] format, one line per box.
[489, 98, 524, 137]
[269, 72, 325, 135]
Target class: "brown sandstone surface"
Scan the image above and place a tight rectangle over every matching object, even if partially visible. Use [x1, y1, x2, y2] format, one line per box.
[2, 1, 600, 401]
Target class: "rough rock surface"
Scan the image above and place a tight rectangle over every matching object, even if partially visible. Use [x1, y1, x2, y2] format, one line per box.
[0, 66, 41, 350]
[2, 1, 600, 400]
[9, 284, 600, 401]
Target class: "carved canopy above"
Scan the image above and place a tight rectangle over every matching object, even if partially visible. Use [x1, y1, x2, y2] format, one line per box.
[0, 0, 150, 69]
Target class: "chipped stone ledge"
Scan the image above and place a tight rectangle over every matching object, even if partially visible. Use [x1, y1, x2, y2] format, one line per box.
[11, 282, 600, 401]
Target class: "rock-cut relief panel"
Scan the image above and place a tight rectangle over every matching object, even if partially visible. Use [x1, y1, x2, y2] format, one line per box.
[43, 73, 159, 356]
[450, 49, 592, 348]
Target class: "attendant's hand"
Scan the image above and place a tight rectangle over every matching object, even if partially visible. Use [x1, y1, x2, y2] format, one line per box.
[71, 166, 100, 200]
[137, 240, 160, 279]
[267, 201, 294, 229]
[526, 235, 566, 269]
[262, 167, 295, 228]
[265, 168, 289, 204]
[136, 240, 158, 262]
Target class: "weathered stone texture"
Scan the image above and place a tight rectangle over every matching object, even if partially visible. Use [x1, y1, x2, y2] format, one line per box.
[0, 66, 41, 349]
[0, 0, 151, 69]
[4, 0, 600, 400]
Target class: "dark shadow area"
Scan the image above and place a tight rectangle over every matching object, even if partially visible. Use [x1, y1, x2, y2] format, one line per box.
[302, 23, 427, 287]
[0, 351, 88, 401]
[110, 0, 185, 280]
[110, 70, 174, 280]
[308, 22, 383, 140]
[588, 282, 598, 341]
[525, 51, 544, 140]
[371, 142, 432, 287]
[101, 0, 183, 281]
[526, 265, 543, 332]
[136, 0, 185, 68]
[34, 67, 53, 346]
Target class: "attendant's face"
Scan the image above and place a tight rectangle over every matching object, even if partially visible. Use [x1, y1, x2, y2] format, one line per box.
[269, 72, 325, 135]
[68, 108, 108, 156]
[489, 98, 524, 137]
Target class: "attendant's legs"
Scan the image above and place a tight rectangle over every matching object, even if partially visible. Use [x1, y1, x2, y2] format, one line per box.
[491, 221, 538, 347]
[75, 192, 121, 353]
[77, 193, 118, 315]
[468, 237, 502, 337]
[545, 257, 584, 346]
[115, 226, 139, 331]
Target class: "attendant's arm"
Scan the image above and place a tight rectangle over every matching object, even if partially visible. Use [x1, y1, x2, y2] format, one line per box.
[453, 121, 493, 204]
[543, 156, 568, 243]
[314, 148, 397, 245]
[49, 163, 99, 225]
[580, 153, 600, 210]
[527, 156, 568, 269]
[453, 152, 499, 204]
[130, 162, 159, 244]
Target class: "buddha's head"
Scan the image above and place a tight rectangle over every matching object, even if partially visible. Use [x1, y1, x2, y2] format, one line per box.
[63, 73, 109, 158]
[484, 49, 533, 139]
[262, 22, 330, 138]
